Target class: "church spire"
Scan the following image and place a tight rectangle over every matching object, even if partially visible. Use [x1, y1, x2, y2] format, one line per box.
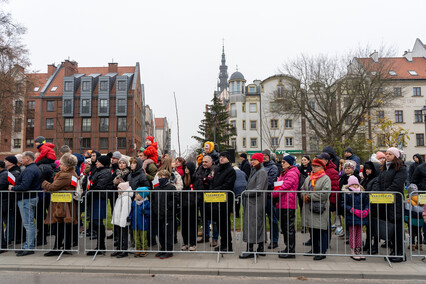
[217, 39, 228, 94]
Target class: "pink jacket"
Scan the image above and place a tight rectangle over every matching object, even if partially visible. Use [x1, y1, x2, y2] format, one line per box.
[272, 166, 300, 209]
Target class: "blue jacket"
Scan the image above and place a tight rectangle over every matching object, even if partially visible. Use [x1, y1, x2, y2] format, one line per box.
[129, 199, 150, 231]
[263, 160, 279, 191]
[233, 168, 247, 196]
[341, 185, 369, 226]
[73, 153, 85, 176]
[12, 163, 41, 200]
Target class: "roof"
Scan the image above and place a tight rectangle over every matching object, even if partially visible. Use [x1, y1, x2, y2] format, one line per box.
[229, 71, 245, 81]
[155, 118, 165, 128]
[356, 57, 426, 80]
[27, 73, 50, 94]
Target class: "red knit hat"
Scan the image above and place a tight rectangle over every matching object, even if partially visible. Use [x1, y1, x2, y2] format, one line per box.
[146, 136, 154, 143]
[251, 153, 263, 163]
[312, 158, 326, 168]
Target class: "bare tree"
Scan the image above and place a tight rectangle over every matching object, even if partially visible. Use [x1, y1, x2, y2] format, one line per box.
[258, 108, 286, 153]
[272, 48, 396, 153]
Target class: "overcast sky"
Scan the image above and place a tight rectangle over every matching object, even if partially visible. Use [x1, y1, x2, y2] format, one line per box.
[5, 0, 426, 156]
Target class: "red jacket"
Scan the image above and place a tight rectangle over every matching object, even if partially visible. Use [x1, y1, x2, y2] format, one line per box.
[143, 143, 158, 164]
[35, 143, 57, 163]
[325, 160, 340, 204]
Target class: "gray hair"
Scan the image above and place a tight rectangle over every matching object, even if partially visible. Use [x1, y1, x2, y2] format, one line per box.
[203, 155, 213, 162]
[22, 151, 35, 161]
[60, 145, 71, 154]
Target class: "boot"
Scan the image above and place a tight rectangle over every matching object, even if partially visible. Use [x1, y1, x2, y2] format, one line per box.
[257, 243, 266, 256]
[239, 243, 254, 259]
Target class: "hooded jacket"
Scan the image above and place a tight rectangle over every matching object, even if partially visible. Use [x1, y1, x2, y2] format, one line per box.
[324, 161, 340, 205]
[361, 161, 378, 189]
[409, 154, 424, 181]
[341, 184, 369, 226]
[111, 182, 134, 228]
[322, 146, 341, 173]
[181, 161, 197, 207]
[127, 158, 150, 192]
[143, 142, 158, 164]
[35, 142, 57, 163]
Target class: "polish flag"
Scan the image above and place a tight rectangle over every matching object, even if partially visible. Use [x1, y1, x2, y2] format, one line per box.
[152, 176, 159, 188]
[7, 172, 15, 186]
[71, 176, 78, 187]
[274, 181, 283, 190]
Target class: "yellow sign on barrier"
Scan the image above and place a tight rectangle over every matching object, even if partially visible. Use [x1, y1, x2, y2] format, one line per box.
[51, 192, 73, 203]
[418, 194, 426, 205]
[204, 192, 227, 203]
[370, 193, 394, 204]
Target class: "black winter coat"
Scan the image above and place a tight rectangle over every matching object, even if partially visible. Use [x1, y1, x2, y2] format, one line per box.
[151, 182, 178, 220]
[0, 169, 9, 207]
[12, 163, 41, 200]
[5, 166, 20, 205]
[411, 162, 426, 191]
[127, 159, 150, 191]
[207, 162, 236, 216]
[181, 162, 197, 208]
[239, 159, 251, 179]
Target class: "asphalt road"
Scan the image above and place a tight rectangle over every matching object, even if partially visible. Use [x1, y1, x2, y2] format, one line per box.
[0, 272, 425, 284]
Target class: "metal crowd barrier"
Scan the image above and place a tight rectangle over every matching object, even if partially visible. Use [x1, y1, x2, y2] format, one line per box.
[83, 189, 236, 262]
[239, 190, 405, 267]
[407, 190, 426, 261]
[0, 190, 81, 260]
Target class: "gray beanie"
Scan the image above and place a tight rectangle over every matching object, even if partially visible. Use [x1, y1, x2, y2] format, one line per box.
[112, 151, 122, 159]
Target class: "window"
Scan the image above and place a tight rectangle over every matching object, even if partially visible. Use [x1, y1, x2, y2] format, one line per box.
[285, 137, 293, 147]
[64, 81, 73, 92]
[242, 103, 246, 113]
[285, 119, 292, 128]
[416, 134, 424, 146]
[230, 120, 236, 129]
[28, 101, 35, 110]
[250, 120, 257, 130]
[345, 115, 352, 126]
[63, 99, 72, 114]
[25, 139, 34, 148]
[100, 81, 108, 91]
[81, 138, 91, 149]
[14, 118, 22, 132]
[389, 71, 397, 76]
[394, 87, 402, 97]
[249, 103, 257, 113]
[395, 110, 403, 123]
[236, 82, 241, 93]
[377, 110, 384, 121]
[277, 86, 284, 98]
[242, 137, 246, 148]
[117, 137, 126, 149]
[46, 100, 54, 112]
[46, 118, 54, 129]
[408, 70, 418, 76]
[117, 117, 127, 132]
[99, 99, 108, 113]
[64, 118, 73, 132]
[271, 119, 278, 129]
[64, 138, 73, 148]
[99, 138, 109, 149]
[81, 99, 90, 113]
[50, 86, 58, 92]
[242, 120, 246, 130]
[33, 87, 40, 92]
[82, 81, 90, 92]
[100, 117, 109, 132]
[377, 134, 386, 147]
[231, 138, 236, 149]
[414, 110, 423, 123]
[230, 103, 236, 117]
[15, 100, 23, 114]
[250, 138, 257, 148]
[13, 139, 21, 148]
[27, 118, 34, 128]
[248, 86, 255, 93]
[413, 87, 422, 97]
[117, 80, 126, 91]
[117, 99, 126, 113]
[272, 137, 279, 147]
[82, 118, 91, 132]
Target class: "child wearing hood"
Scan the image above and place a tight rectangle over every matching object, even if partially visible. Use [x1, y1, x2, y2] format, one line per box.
[341, 176, 369, 261]
[111, 181, 133, 258]
[129, 187, 150, 257]
[405, 184, 424, 251]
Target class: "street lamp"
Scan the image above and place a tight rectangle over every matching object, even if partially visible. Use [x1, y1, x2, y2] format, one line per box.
[421, 106, 426, 141]
[211, 110, 217, 145]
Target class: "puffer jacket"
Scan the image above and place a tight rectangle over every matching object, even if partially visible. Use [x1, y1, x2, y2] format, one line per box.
[324, 161, 339, 205]
[35, 142, 57, 163]
[111, 188, 134, 228]
[272, 166, 300, 209]
[127, 158, 150, 191]
[143, 143, 158, 164]
[341, 184, 369, 226]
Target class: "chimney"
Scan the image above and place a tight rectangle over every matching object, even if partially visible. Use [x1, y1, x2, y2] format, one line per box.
[47, 64, 57, 76]
[62, 59, 78, 76]
[403, 49, 413, 62]
[108, 62, 118, 73]
[369, 50, 379, 63]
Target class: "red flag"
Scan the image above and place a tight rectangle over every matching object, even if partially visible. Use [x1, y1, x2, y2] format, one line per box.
[274, 181, 283, 191]
[8, 172, 15, 186]
[153, 176, 159, 188]
[71, 176, 78, 187]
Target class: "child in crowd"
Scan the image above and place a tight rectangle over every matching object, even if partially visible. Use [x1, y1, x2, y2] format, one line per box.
[341, 176, 369, 261]
[129, 187, 151, 257]
[143, 136, 159, 165]
[111, 182, 133, 258]
[405, 184, 424, 251]
[34, 136, 57, 165]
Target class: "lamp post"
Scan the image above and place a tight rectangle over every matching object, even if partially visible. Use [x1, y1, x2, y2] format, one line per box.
[211, 110, 217, 145]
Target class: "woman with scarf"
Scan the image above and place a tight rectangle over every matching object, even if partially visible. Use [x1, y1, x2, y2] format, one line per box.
[301, 158, 331, 260]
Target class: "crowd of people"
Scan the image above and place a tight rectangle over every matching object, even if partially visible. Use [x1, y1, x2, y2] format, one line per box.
[0, 136, 425, 263]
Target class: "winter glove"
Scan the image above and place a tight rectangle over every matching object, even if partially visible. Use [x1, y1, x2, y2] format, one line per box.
[304, 194, 310, 204]
[361, 208, 369, 218]
[352, 209, 362, 218]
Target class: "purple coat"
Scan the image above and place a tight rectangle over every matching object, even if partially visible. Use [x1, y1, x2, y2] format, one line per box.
[272, 166, 300, 209]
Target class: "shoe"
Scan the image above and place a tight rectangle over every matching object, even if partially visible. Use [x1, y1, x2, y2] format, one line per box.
[15, 250, 23, 254]
[268, 242, 278, 249]
[334, 226, 343, 235]
[160, 253, 173, 259]
[155, 252, 163, 257]
[87, 250, 105, 256]
[111, 251, 120, 257]
[331, 224, 336, 230]
[388, 256, 406, 263]
[139, 252, 148, 257]
[210, 240, 218, 247]
[303, 240, 312, 246]
[304, 250, 312, 256]
[44, 251, 61, 257]
[181, 245, 188, 251]
[350, 256, 361, 261]
[257, 243, 266, 256]
[279, 254, 295, 259]
[0, 250, 8, 254]
[16, 251, 34, 257]
[197, 237, 207, 243]
[116, 252, 128, 258]
[370, 248, 378, 255]
[239, 252, 254, 259]
[313, 255, 326, 261]
[188, 246, 196, 251]
[359, 256, 366, 261]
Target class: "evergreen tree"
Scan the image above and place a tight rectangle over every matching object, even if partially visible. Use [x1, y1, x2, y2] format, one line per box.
[192, 95, 236, 152]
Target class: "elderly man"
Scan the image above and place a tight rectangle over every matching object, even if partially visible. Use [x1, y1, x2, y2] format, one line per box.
[10, 151, 42, 256]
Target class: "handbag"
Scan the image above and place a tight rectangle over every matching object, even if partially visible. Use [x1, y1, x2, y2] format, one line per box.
[310, 201, 326, 214]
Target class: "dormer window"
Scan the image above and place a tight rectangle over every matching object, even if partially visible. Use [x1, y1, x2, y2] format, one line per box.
[82, 81, 90, 92]
[64, 81, 73, 92]
[99, 81, 108, 91]
[117, 80, 126, 91]
[51, 86, 58, 92]
[408, 70, 418, 76]
[388, 71, 397, 76]
[33, 87, 40, 92]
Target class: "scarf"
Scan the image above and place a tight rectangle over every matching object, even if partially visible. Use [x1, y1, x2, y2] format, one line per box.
[281, 165, 293, 177]
[309, 169, 326, 189]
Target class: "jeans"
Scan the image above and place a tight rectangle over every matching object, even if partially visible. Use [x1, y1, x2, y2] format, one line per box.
[265, 198, 279, 244]
[17, 197, 39, 250]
